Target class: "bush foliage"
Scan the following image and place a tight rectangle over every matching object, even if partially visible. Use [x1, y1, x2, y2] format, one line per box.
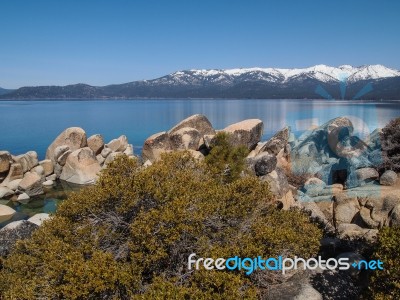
[0, 145, 322, 299]
[369, 226, 400, 299]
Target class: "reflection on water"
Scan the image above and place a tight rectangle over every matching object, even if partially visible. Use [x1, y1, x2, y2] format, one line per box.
[0, 99, 399, 159]
[0, 181, 84, 228]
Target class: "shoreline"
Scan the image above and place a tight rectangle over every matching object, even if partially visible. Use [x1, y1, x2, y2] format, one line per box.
[1, 98, 400, 101]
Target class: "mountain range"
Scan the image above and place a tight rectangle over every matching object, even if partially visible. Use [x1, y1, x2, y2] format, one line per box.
[0, 87, 14, 96]
[1, 64, 400, 100]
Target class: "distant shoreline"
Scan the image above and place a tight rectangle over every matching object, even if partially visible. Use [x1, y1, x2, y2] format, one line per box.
[1, 98, 400, 102]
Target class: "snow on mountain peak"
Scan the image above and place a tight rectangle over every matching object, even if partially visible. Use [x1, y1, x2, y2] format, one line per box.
[166, 65, 400, 86]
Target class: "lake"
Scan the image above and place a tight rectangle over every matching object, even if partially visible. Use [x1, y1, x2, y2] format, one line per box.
[1, 99, 400, 227]
[1, 99, 400, 159]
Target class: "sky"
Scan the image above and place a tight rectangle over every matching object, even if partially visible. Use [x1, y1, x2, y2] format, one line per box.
[1, 0, 399, 89]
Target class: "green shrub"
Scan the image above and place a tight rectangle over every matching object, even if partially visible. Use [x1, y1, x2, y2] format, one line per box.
[368, 226, 400, 299]
[0, 153, 322, 299]
[204, 132, 249, 183]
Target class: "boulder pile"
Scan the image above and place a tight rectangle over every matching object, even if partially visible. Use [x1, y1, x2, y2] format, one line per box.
[142, 114, 264, 164]
[288, 117, 399, 240]
[0, 127, 135, 202]
[142, 114, 295, 209]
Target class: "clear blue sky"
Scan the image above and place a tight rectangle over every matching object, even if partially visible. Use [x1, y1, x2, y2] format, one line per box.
[1, 0, 399, 88]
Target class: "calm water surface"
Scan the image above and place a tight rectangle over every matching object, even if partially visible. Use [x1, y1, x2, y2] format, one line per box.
[1, 99, 399, 159]
[1, 99, 400, 226]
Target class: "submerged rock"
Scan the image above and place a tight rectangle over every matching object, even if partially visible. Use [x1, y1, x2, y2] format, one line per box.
[0, 204, 16, 223]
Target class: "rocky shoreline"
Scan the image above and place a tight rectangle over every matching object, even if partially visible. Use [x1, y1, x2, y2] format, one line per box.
[1, 114, 399, 298]
[1, 114, 399, 232]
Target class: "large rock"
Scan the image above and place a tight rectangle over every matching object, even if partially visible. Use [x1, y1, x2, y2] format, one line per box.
[0, 220, 38, 257]
[42, 180, 54, 187]
[294, 117, 353, 158]
[260, 168, 289, 198]
[267, 280, 322, 300]
[0, 204, 16, 223]
[359, 206, 380, 229]
[337, 223, 378, 242]
[57, 150, 72, 166]
[253, 153, 277, 176]
[17, 193, 30, 202]
[14, 151, 39, 173]
[380, 170, 398, 186]
[28, 213, 50, 226]
[258, 127, 290, 155]
[168, 114, 215, 137]
[0, 187, 14, 199]
[0, 151, 11, 173]
[389, 204, 400, 227]
[106, 135, 128, 152]
[382, 194, 400, 214]
[60, 147, 101, 185]
[46, 127, 87, 163]
[142, 132, 172, 162]
[222, 119, 264, 150]
[169, 127, 201, 150]
[300, 201, 335, 233]
[4, 179, 22, 191]
[32, 165, 45, 177]
[54, 145, 70, 161]
[103, 152, 124, 166]
[87, 134, 104, 155]
[39, 159, 54, 176]
[304, 177, 326, 196]
[100, 147, 112, 159]
[124, 144, 134, 156]
[333, 194, 360, 226]
[18, 171, 44, 197]
[0, 220, 26, 232]
[355, 168, 379, 185]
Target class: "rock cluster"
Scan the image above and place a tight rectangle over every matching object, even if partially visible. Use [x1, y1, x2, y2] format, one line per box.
[142, 114, 264, 164]
[288, 117, 399, 241]
[142, 115, 296, 209]
[0, 150, 48, 202]
[0, 128, 135, 202]
[45, 127, 134, 185]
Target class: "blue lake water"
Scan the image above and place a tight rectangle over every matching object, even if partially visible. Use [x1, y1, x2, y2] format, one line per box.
[0, 99, 400, 159]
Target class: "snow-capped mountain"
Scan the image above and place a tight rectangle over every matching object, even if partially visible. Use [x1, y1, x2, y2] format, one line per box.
[2, 65, 400, 100]
[151, 64, 400, 86]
